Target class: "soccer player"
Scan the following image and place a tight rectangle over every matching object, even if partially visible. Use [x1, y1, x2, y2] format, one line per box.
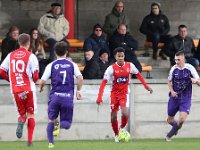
[166, 51, 200, 141]
[0, 33, 39, 146]
[96, 47, 153, 142]
[38, 41, 83, 148]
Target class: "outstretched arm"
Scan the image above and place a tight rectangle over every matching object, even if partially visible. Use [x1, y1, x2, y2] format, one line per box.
[96, 79, 108, 105]
[136, 72, 153, 93]
[38, 79, 45, 93]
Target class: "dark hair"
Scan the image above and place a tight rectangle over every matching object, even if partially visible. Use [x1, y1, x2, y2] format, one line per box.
[55, 41, 69, 56]
[93, 23, 102, 32]
[117, 23, 127, 29]
[84, 49, 93, 53]
[51, 2, 61, 7]
[178, 24, 187, 30]
[18, 33, 30, 46]
[8, 25, 20, 37]
[113, 47, 125, 55]
[151, 2, 161, 9]
[114, 0, 124, 7]
[99, 49, 109, 57]
[175, 50, 185, 56]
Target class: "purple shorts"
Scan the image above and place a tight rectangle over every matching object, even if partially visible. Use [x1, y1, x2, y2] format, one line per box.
[167, 96, 191, 117]
[48, 94, 74, 123]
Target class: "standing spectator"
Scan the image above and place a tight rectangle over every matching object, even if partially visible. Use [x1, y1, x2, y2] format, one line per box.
[166, 51, 200, 141]
[103, 0, 129, 40]
[84, 24, 109, 59]
[140, 2, 171, 60]
[82, 49, 101, 79]
[109, 24, 142, 72]
[1, 26, 19, 63]
[96, 47, 153, 142]
[164, 25, 199, 68]
[0, 33, 39, 147]
[38, 2, 70, 62]
[98, 49, 111, 78]
[38, 41, 83, 148]
[29, 28, 48, 77]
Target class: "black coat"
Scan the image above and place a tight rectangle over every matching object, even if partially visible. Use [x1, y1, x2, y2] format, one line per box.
[82, 57, 101, 79]
[1, 37, 19, 62]
[140, 12, 170, 36]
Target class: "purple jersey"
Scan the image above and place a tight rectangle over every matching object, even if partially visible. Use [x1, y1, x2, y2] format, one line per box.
[168, 63, 199, 99]
[41, 58, 82, 101]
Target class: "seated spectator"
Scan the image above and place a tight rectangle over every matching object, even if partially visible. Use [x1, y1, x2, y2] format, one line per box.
[82, 49, 101, 79]
[164, 24, 199, 68]
[103, 0, 129, 40]
[1, 25, 19, 63]
[38, 2, 70, 62]
[109, 24, 142, 72]
[98, 49, 111, 78]
[29, 28, 46, 61]
[140, 2, 171, 60]
[29, 28, 48, 77]
[83, 24, 109, 60]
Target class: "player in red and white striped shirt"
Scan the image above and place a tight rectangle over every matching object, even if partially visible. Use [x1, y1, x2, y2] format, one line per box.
[0, 33, 39, 147]
[96, 47, 153, 142]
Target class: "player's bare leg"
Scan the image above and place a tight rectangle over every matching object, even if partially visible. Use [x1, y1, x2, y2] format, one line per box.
[111, 111, 119, 142]
[177, 112, 188, 129]
[27, 113, 35, 147]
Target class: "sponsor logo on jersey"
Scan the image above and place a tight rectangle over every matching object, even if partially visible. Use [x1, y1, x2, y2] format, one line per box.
[14, 51, 26, 58]
[54, 64, 71, 69]
[116, 76, 128, 83]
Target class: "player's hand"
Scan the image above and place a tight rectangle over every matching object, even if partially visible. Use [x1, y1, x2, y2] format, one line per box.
[38, 87, 43, 93]
[191, 78, 198, 84]
[76, 91, 82, 100]
[146, 87, 153, 94]
[171, 90, 178, 98]
[96, 98, 102, 105]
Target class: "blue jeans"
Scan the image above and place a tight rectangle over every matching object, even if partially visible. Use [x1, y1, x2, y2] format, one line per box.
[46, 38, 70, 62]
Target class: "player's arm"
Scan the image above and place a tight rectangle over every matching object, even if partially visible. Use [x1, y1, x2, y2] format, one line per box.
[38, 63, 52, 93]
[76, 75, 83, 100]
[0, 54, 10, 82]
[189, 64, 200, 86]
[0, 68, 9, 82]
[30, 54, 39, 83]
[130, 63, 153, 93]
[168, 80, 177, 97]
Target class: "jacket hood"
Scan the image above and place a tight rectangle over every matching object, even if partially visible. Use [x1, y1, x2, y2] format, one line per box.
[112, 6, 124, 17]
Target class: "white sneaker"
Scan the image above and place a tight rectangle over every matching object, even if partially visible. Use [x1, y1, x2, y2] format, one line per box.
[165, 136, 172, 142]
[119, 127, 125, 132]
[114, 135, 119, 143]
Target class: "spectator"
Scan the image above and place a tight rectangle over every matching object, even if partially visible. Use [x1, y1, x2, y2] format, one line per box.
[38, 2, 70, 62]
[98, 49, 111, 78]
[29, 28, 48, 78]
[1, 25, 19, 63]
[109, 24, 142, 72]
[140, 2, 171, 60]
[164, 24, 199, 68]
[103, 0, 129, 40]
[82, 49, 101, 79]
[84, 24, 109, 59]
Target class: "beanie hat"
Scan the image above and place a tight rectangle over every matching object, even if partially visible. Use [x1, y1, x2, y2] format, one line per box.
[51, 2, 61, 7]
[99, 49, 109, 57]
[93, 24, 102, 31]
[151, 2, 161, 9]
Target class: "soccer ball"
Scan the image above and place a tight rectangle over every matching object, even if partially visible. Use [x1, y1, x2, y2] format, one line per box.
[118, 130, 131, 142]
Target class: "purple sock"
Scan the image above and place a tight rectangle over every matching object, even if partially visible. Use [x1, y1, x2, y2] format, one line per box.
[167, 121, 179, 138]
[170, 120, 177, 126]
[47, 122, 54, 144]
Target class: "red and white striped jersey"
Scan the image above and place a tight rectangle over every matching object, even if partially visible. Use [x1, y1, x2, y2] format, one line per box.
[0, 48, 39, 93]
[103, 62, 138, 95]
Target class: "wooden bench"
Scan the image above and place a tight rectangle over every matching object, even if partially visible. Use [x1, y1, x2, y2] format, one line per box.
[141, 63, 152, 79]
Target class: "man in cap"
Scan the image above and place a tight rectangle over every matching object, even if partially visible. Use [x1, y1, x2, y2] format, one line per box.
[38, 2, 70, 62]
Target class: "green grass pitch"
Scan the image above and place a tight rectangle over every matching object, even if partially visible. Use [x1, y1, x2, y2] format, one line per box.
[0, 138, 199, 150]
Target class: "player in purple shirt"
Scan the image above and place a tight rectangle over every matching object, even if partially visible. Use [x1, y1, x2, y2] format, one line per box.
[166, 51, 200, 141]
[38, 41, 83, 148]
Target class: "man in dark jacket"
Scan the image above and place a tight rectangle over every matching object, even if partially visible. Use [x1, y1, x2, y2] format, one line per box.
[109, 24, 142, 72]
[84, 24, 109, 59]
[140, 2, 171, 60]
[82, 49, 101, 79]
[103, 0, 129, 40]
[164, 24, 199, 67]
